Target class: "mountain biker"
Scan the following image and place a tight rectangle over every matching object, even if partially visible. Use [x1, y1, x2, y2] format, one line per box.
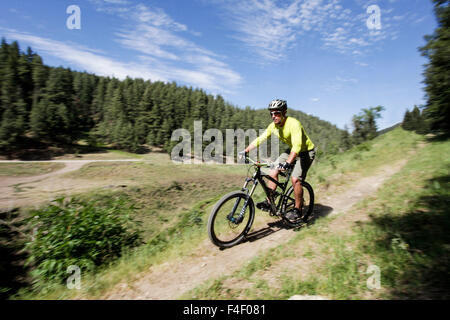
[243, 99, 316, 220]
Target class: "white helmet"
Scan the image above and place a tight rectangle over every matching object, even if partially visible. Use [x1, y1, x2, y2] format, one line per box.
[268, 99, 287, 111]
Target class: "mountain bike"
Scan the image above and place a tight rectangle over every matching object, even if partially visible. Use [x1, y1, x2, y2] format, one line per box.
[207, 154, 314, 248]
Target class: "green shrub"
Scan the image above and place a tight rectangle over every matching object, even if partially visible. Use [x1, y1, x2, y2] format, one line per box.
[25, 197, 142, 287]
[354, 141, 371, 152]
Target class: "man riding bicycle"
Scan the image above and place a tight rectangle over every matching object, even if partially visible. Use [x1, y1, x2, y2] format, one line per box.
[243, 99, 316, 220]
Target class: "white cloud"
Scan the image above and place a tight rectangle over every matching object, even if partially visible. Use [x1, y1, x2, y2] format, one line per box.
[3, 29, 241, 93]
[219, 0, 334, 62]
[103, 0, 131, 4]
[19, 1, 242, 93]
[323, 75, 359, 92]
[109, 3, 241, 92]
[216, 0, 402, 61]
[3, 30, 164, 80]
[336, 76, 358, 83]
[116, 26, 182, 61]
[132, 4, 187, 32]
[355, 61, 369, 67]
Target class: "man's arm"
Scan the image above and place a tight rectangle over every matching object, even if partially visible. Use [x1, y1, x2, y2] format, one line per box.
[244, 124, 273, 153]
[286, 151, 298, 164]
[244, 143, 256, 153]
[283, 119, 301, 167]
[289, 119, 303, 156]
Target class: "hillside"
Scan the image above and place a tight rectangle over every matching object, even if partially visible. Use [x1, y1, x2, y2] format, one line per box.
[2, 127, 448, 300]
[0, 39, 345, 159]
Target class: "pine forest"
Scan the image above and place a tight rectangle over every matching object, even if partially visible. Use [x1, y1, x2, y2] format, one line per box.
[0, 39, 348, 159]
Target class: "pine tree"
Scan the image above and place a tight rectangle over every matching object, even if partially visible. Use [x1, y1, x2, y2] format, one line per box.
[351, 114, 364, 144]
[415, 106, 429, 134]
[30, 67, 75, 142]
[147, 102, 163, 146]
[0, 93, 26, 150]
[17, 48, 33, 117]
[419, 0, 450, 134]
[31, 54, 47, 113]
[352, 106, 385, 143]
[341, 125, 352, 150]
[91, 77, 106, 122]
[361, 106, 384, 140]
[402, 109, 414, 131]
[73, 73, 94, 121]
[0, 41, 27, 150]
[0, 38, 9, 119]
[411, 105, 422, 129]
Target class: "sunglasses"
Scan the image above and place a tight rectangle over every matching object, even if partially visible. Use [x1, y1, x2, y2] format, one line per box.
[270, 111, 282, 117]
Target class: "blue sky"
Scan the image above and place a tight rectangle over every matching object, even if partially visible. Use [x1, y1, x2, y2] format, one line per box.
[0, 0, 437, 130]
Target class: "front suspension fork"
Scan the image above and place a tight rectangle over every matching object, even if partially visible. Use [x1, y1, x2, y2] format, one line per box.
[227, 177, 258, 224]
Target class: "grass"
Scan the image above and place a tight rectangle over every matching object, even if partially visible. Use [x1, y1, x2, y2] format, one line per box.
[0, 163, 65, 176]
[181, 129, 450, 300]
[52, 148, 150, 160]
[9, 159, 246, 299]
[12, 194, 228, 300]
[307, 127, 423, 189]
[8, 128, 448, 300]
[351, 138, 450, 299]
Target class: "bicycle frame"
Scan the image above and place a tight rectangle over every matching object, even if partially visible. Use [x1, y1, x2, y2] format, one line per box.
[243, 163, 293, 216]
[227, 157, 294, 223]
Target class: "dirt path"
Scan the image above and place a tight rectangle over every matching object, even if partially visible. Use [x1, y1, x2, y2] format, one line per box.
[0, 159, 144, 210]
[103, 158, 409, 300]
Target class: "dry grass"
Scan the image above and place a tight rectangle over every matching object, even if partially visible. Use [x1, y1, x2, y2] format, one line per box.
[0, 162, 65, 176]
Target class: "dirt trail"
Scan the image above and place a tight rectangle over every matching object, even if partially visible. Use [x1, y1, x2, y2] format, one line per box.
[0, 159, 144, 210]
[103, 158, 409, 300]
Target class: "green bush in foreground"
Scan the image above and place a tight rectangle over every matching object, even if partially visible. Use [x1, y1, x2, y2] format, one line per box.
[25, 197, 142, 288]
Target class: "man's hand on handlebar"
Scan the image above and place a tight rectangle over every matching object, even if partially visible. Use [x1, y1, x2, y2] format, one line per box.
[238, 150, 248, 160]
[277, 161, 294, 171]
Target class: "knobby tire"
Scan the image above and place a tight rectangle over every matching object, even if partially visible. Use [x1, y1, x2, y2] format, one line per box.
[207, 191, 255, 248]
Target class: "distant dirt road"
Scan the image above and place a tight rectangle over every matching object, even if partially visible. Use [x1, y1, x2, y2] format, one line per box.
[0, 159, 145, 210]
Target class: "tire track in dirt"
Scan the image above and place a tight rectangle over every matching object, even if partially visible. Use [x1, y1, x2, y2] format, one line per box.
[103, 158, 410, 300]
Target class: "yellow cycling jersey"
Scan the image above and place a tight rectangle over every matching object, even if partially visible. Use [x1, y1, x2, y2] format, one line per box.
[251, 117, 315, 154]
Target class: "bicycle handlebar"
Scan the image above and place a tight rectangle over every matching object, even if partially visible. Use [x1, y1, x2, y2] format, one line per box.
[247, 156, 271, 167]
[238, 152, 269, 167]
[239, 152, 297, 174]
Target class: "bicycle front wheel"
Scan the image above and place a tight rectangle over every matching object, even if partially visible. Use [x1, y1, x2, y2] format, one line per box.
[207, 191, 255, 248]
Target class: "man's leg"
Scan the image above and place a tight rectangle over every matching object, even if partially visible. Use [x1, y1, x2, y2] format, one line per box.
[289, 150, 315, 213]
[256, 169, 279, 211]
[256, 153, 287, 211]
[267, 169, 279, 193]
[291, 176, 303, 209]
[267, 152, 289, 199]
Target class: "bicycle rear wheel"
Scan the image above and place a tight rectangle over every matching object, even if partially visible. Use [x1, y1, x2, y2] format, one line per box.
[281, 181, 314, 227]
[207, 191, 255, 248]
